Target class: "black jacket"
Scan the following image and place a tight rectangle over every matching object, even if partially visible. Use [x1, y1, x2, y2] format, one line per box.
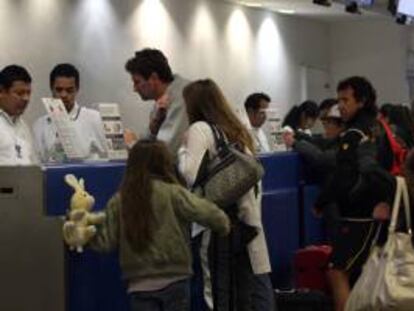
[316, 112, 396, 218]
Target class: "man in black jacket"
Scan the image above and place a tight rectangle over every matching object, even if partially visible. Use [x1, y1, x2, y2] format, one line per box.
[316, 77, 395, 311]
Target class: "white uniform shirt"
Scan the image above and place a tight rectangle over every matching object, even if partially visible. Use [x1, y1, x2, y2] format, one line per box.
[251, 127, 270, 153]
[33, 103, 108, 162]
[0, 109, 38, 165]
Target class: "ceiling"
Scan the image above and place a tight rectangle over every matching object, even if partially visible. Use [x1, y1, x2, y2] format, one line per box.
[223, 0, 394, 21]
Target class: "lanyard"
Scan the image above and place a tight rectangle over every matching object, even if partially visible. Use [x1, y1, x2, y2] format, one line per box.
[70, 105, 82, 121]
[0, 111, 24, 159]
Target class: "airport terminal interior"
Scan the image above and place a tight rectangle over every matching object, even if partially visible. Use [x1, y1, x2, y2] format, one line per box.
[2, 0, 414, 310]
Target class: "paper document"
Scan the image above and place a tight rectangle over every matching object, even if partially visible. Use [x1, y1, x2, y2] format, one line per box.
[42, 98, 86, 160]
[98, 103, 128, 160]
[264, 107, 287, 152]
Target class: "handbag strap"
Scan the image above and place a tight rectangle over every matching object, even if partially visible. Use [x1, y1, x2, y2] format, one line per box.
[208, 123, 229, 153]
[192, 123, 227, 188]
[389, 176, 412, 235]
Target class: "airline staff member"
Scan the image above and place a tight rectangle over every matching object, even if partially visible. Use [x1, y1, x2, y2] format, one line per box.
[0, 65, 38, 165]
[244, 92, 271, 153]
[33, 63, 108, 162]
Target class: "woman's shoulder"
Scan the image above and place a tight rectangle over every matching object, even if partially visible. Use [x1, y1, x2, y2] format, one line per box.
[188, 121, 215, 144]
[152, 179, 182, 192]
[189, 121, 211, 133]
[152, 180, 190, 202]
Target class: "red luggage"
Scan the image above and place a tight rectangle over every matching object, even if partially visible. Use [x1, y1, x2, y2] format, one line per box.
[294, 245, 332, 294]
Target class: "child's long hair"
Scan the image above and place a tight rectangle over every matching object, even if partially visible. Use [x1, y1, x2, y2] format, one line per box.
[120, 140, 177, 252]
[183, 79, 254, 154]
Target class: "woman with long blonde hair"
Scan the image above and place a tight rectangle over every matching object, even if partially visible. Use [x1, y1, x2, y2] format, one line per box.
[178, 79, 273, 311]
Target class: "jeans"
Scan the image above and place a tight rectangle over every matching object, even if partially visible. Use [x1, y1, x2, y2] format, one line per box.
[129, 279, 190, 311]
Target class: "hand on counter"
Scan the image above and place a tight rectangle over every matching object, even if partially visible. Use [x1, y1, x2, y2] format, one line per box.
[282, 131, 296, 148]
[124, 128, 138, 148]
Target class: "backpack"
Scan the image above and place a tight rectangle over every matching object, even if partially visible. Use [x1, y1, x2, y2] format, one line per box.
[378, 118, 407, 176]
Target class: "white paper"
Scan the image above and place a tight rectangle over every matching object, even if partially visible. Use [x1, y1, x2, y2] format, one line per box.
[264, 107, 287, 152]
[42, 98, 87, 160]
[98, 103, 128, 160]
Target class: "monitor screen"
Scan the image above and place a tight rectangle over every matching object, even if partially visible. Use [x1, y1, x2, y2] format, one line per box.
[398, 0, 414, 17]
[358, 0, 374, 6]
[345, 0, 374, 7]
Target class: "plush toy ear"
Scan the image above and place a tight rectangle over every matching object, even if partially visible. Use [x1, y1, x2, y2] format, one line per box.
[79, 178, 85, 190]
[65, 174, 80, 190]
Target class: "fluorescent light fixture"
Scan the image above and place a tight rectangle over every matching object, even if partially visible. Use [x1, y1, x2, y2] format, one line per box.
[277, 9, 296, 14]
[241, 2, 263, 8]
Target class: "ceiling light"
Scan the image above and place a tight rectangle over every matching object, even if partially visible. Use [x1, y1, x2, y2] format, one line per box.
[241, 2, 263, 8]
[277, 9, 296, 14]
[345, 1, 361, 14]
[313, 0, 332, 7]
[395, 14, 412, 25]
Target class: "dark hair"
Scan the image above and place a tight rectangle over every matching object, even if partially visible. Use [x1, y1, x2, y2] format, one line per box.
[125, 48, 174, 83]
[319, 98, 337, 114]
[379, 103, 394, 119]
[325, 117, 344, 127]
[0, 72, 4, 87]
[1, 65, 32, 89]
[244, 92, 271, 111]
[120, 140, 178, 252]
[183, 79, 255, 153]
[49, 63, 80, 89]
[337, 76, 377, 117]
[282, 100, 319, 130]
[385, 104, 414, 148]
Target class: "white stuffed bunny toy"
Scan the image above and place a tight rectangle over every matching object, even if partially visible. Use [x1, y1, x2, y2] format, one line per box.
[62, 174, 106, 252]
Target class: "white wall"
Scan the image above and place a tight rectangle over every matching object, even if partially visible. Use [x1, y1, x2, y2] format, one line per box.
[329, 19, 411, 105]
[0, 0, 330, 135]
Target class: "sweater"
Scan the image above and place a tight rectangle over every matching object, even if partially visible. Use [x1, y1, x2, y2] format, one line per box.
[90, 179, 229, 282]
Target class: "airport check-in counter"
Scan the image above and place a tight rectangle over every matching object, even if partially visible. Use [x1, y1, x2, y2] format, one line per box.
[1, 152, 325, 311]
[0, 166, 65, 311]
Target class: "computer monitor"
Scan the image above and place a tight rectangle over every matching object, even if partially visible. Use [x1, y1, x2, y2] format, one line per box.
[358, 0, 374, 7]
[398, 0, 414, 17]
[345, 0, 374, 8]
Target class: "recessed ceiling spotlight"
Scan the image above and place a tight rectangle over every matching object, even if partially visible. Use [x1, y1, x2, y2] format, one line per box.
[395, 14, 412, 25]
[313, 0, 332, 7]
[345, 1, 361, 14]
[278, 9, 296, 14]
